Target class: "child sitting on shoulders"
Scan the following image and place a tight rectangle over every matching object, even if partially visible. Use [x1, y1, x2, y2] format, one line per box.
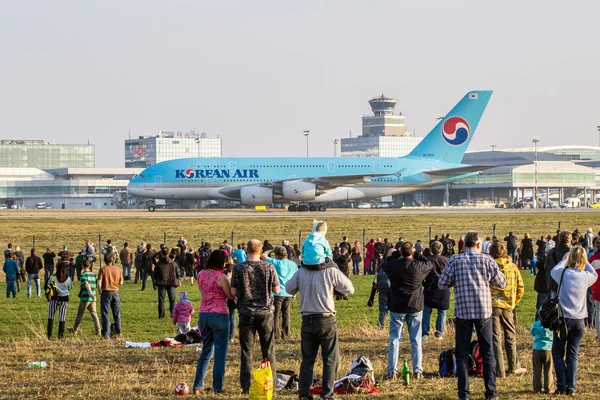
[530, 316, 555, 394]
[301, 220, 333, 268]
[172, 291, 195, 335]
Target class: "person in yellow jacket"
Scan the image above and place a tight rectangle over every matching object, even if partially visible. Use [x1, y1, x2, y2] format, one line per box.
[490, 242, 526, 378]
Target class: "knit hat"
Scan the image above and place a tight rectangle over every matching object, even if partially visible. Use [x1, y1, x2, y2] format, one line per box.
[179, 291, 188, 302]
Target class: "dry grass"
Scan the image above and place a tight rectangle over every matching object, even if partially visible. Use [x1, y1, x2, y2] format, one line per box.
[1, 211, 600, 399]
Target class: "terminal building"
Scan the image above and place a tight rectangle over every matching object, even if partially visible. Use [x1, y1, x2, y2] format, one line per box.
[340, 95, 422, 158]
[125, 130, 222, 168]
[0, 139, 95, 169]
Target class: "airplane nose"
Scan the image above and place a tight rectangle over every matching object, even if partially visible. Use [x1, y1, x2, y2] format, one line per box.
[127, 182, 142, 196]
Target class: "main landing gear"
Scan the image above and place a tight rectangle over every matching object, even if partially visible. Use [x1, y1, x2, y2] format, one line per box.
[288, 204, 327, 212]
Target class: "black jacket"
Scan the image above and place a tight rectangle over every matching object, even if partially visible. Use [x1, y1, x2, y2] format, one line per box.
[384, 255, 434, 314]
[504, 235, 517, 252]
[25, 255, 43, 275]
[545, 244, 570, 292]
[154, 257, 180, 287]
[334, 254, 350, 277]
[521, 238, 534, 260]
[534, 257, 549, 294]
[423, 255, 451, 310]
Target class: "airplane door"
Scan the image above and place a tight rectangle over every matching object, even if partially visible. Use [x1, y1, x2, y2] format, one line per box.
[328, 161, 335, 172]
[154, 175, 162, 184]
[229, 161, 237, 171]
[373, 161, 380, 173]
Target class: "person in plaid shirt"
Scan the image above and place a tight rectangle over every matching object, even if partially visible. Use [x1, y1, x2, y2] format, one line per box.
[439, 231, 507, 400]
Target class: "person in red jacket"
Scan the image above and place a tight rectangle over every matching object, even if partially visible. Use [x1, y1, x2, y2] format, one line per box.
[365, 239, 375, 275]
[172, 291, 195, 335]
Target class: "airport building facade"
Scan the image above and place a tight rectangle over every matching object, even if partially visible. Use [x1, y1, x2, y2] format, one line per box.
[125, 131, 222, 168]
[0, 139, 95, 169]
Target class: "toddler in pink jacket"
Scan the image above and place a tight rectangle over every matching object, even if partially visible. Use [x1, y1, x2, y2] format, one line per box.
[172, 291, 195, 335]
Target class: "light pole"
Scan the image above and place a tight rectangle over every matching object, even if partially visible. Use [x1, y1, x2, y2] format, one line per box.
[303, 130, 310, 157]
[597, 125, 600, 149]
[333, 139, 339, 157]
[490, 144, 497, 152]
[532, 138, 540, 209]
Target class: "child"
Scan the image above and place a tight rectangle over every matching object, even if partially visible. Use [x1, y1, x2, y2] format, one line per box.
[172, 291, 195, 335]
[367, 266, 390, 329]
[301, 220, 332, 267]
[530, 318, 555, 394]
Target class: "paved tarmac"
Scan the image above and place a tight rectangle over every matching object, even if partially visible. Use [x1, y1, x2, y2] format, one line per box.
[0, 208, 596, 219]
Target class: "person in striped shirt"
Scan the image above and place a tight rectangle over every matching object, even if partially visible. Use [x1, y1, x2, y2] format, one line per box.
[68, 260, 100, 335]
[439, 231, 507, 400]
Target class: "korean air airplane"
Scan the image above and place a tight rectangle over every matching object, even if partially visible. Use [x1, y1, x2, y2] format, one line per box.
[128, 90, 492, 211]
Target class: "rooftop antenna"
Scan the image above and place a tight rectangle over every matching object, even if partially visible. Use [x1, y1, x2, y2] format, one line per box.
[349, 130, 352, 138]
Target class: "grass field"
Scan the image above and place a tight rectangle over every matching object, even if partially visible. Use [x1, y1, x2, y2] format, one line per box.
[1, 211, 599, 399]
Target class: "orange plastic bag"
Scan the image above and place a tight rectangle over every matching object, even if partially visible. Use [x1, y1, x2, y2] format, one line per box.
[249, 359, 273, 400]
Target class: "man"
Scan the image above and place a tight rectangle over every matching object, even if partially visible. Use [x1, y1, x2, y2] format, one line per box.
[504, 232, 518, 264]
[103, 240, 117, 258]
[3, 252, 19, 298]
[422, 241, 450, 341]
[230, 239, 280, 394]
[282, 239, 295, 261]
[439, 231, 507, 400]
[442, 234, 456, 257]
[584, 228, 595, 254]
[339, 236, 351, 253]
[286, 240, 354, 400]
[154, 247, 180, 319]
[97, 253, 123, 339]
[58, 245, 74, 279]
[222, 240, 233, 255]
[69, 260, 100, 335]
[141, 243, 157, 291]
[382, 238, 393, 257]
[232, 243, 247, 264]
[82, 240, 96, 269]
[482, 236, 492, 255]
[42, 247, 56, 283]
[545, 231, 572, 293]
[119, 242, 133, 281]
[25, 248, 43, 298]
[4, 243, 13, 260]
[374, 237, 384, 273]
[394, 236, 404, 251]
[383, 242, 434, 381]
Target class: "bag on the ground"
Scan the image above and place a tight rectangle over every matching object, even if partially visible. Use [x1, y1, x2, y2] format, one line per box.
[275, 370, 298, 391]
[540, 268, 567, 331]
[339, 356, 375, 394]
[469, 340, 483, 377]
[439, 349, 456, 377]
[249, 359, 273, 400]
[44, 276, 57, 301]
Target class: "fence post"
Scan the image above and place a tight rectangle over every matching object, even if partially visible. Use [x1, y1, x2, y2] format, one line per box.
[33, 235, 36, 249]
[557, 221, 561, 231]
[163, 232, 167, 245]
[362, 228, 366, 259]
[492, 224, 497, 238]
[98, 234, 102, 269]
[298, 230, 301, 246]
[231, 232, 235, 248]
[428, 226, 432, 242]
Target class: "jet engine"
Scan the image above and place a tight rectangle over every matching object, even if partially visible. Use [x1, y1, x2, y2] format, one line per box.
[282, 181, 317, 201]
[240, 186, 273, 206]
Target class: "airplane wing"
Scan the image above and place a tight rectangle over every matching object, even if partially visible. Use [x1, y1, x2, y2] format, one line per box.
[422, 165, 494, 177]
[217, 173, 391, 198]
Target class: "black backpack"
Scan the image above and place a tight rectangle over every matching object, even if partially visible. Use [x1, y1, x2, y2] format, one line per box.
[539, 268, 567, 331]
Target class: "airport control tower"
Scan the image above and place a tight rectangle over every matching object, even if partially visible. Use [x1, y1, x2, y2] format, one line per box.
[362, 94, 407, 137]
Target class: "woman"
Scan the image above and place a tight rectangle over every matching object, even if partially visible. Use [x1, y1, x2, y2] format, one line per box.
[536, 235, 546, 259]
[154, 248, 181, 319]
[551, 246, 598, 395]
[351, 241, 362, 276]
[184, 247, 196, 286]
[261, 246, 298, 339]
[262, 240, 273, 252]
[193, 250, 234, 394]
[458, 235, 465, 254]
[47, 261, 72, 339]
[134, 242, 146, 284]
[141, 243, 156, 291]
[519, 233, 534, 272]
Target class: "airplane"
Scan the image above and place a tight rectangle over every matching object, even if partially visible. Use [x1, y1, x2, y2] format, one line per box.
[127, 90, 493, 212]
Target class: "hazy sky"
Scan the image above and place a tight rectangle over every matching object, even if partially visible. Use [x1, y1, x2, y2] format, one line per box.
[2, 1, 599, 167]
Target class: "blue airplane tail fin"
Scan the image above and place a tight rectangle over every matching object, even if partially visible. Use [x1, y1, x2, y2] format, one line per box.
[407, 90, 493, 164]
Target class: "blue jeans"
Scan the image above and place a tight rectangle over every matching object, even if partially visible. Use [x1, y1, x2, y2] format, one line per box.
[455, 317, 496, 400]
[552, 318, 585, 394]
[377, 291, 388, 329]
[422, 306, 447, 337]
[122, 264, 132, 280]
[27, 273, 41, 298]
[6, 276, 17, 298]
[228, 304, 236, 340]
[352, 260, 360, 275]
[387, 311, 423, 374]
[194, 313, 230, 391]
[100, 291, 121, 338]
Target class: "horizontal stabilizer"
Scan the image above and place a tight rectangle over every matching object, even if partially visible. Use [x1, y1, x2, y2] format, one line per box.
[422, 165, 493, 177]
